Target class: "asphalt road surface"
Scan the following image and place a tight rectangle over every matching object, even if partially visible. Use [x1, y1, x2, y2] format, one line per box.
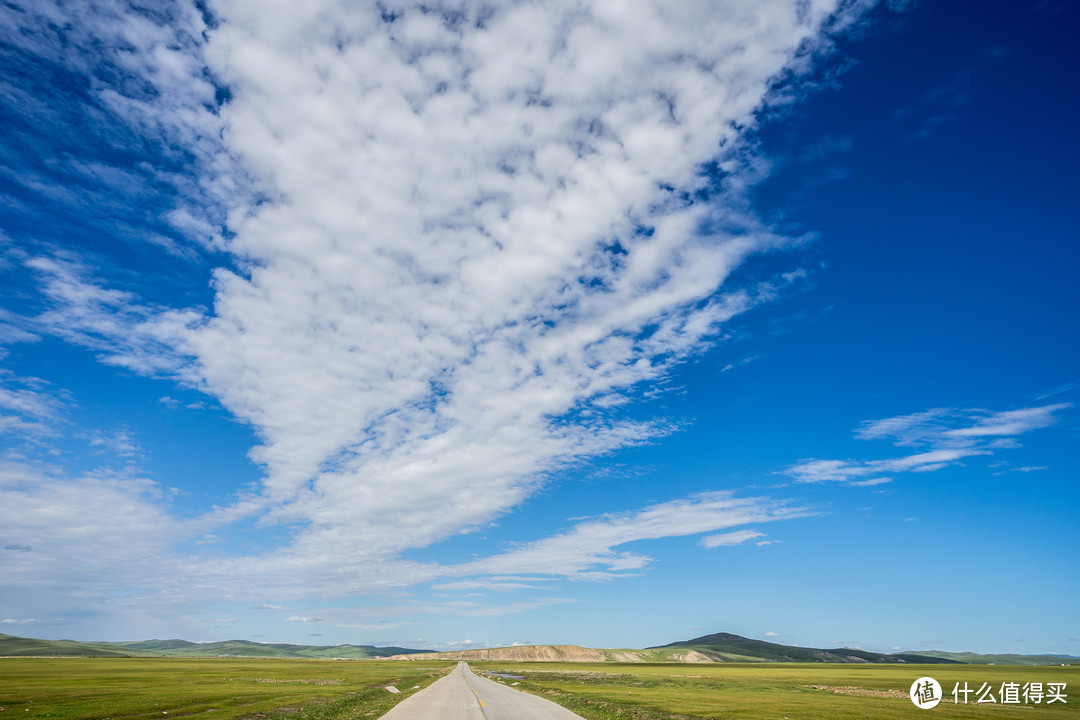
[379, 661, 585, 720]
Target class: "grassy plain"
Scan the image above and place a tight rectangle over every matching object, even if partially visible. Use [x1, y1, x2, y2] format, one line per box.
[471, 661, 1079, 720]
[0, 657, 453, 720]
[3, 657, 1076, 720]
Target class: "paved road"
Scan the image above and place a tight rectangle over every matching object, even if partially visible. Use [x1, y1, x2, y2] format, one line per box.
[379, 661, 585, 720]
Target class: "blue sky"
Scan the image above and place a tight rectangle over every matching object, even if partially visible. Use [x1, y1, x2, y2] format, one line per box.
[1, 0, 1077, 655]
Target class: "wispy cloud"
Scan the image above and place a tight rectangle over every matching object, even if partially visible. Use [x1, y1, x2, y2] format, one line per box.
[701, 529, 766, 547]
[0, 460, 188, 613]
[1036, 379, 1080, 401]
[847, 477, 892, 487]
[0, 0, 234, 257]
[787, 403, 1071, 484]
[0, 370, 64, 439]
[0, 454, 814, 624]
[27, 255, 202, 377]
[943, 406, 1067, 438]
[88, 429, 140, 458]
[721, 355, 762, 373]
[458, 598, 577, 617]
[452, 492, 812, 580]
[432, 579, 552, 593]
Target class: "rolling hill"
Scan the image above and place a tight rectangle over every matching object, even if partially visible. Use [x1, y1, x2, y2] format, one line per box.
[909, 650, 1077, 666]
[386, 644, 606, 662]
[0, 633, 428, 659]
[386, 637, 957, 664]
[649, 632, 961, 664]
[0, 633, 131, 657]
[4, 631, 1074, 665]
[96, 639, 427, 659]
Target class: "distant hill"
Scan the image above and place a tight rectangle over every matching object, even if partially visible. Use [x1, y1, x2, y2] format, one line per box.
[5, 631, 1074, 665]
[95, 639, 427, 659]
[650, 632, 960, 664]
[387, 645, 605, 662]
[911, 650, 1078, 666]
[0, 633, 130, 657]
[385, 637, 957, 665]
[0, 633, 428, 659]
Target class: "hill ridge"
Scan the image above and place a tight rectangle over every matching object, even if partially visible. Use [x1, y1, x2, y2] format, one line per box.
[4, 631, 1074, 665]
[0, 633, 428, 659]
[651, 631, 957, 664]
[386, 644, 604, 662]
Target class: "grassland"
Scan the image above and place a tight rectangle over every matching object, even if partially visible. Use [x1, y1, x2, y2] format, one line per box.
[0, 657, 453, 720]
[3, 657, 1076, 719]
[471, 661, 1079, 720]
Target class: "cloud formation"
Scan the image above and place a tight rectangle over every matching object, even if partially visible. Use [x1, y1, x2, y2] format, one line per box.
[0, 370, 63, 439]
[0, 0, 234, 255]
[701, 529, 766, 548]
[453, 492, 810, 580]
[786, 403, 1071, 484]
[1, 0, 869, 621]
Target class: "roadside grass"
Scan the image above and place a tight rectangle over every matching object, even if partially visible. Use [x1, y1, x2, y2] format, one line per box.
[0, 658, 454, 720]
[471, 661, 1079, 720]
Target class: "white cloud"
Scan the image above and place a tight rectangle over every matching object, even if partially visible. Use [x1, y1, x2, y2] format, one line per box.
[944, 405, 1070, 438]
[701, 529, 766, 548]
[27, 255, 203, 377]
[765, 631, 780, 637]
[0, 460, 188, 617]
[0, 370, 64, 439]
[1037, 379, 1080, 400]
[0, 0, 236, 255]
[0, 307, 41, 357]
[431, 580, 550, 593]
[721, 355, 762, 373]
[458, 598, 577, 617]
[88, 429, 140, 458]
[847, 477, 892, 487]
[788, 403, 1070, 484]
[855, 408, 953, 446]
[452, 492, 811, 579]
[6, 0, 873, 612]
[0, 452, 814, 618]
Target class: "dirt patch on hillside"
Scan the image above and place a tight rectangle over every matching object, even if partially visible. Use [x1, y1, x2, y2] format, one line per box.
[606, 650, 718, 663]
[606, 651, 647, 663]
[386, 645, 605, 662]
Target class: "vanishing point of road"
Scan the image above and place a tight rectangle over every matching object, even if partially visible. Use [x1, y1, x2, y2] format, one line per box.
[379, 661, 585, 720]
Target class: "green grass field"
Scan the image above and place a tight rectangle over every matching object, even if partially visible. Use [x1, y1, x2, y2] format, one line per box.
[0, 658, 453, 720]
[471, 661, 1079, 720]
[2, 658, 1076, 719]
